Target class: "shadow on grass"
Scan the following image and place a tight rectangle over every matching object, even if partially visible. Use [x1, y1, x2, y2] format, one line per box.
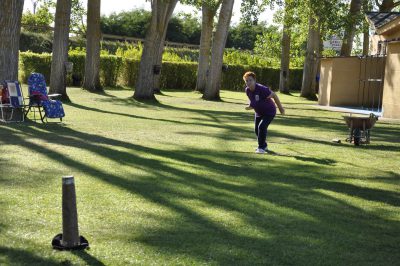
[0, 122, 399, 264]
[72, 250, 106, 266]
[0, 246, 60, 265]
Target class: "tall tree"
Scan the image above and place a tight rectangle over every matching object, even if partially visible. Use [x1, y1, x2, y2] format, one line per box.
[376, 0, 400, 11]
[83, 0, 102, 92]
[300, 0, 344, 99]
[196, 0, 221, 93]
[279, 0, 291, 94]
[300, 15, 320, 99]
[0, 0, 24, 82]
[49, 0, 72, 100]
[340, 0, 362, 56]
[134, 0, 178, 100]
[203, 0, 235, 100]
[363, 0, 371, 55]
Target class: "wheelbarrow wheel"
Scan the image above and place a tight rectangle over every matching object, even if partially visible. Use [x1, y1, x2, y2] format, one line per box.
[354, 128, 361, 146]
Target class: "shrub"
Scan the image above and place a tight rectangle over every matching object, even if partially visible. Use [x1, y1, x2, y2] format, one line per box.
[19, 31, 53, 53]
[100, 55, 124, 87]
[160, 61, 198, 90]
[120, 59, 140, 87]
[19, 52, 52, 83]
[19, 51, 304, 91]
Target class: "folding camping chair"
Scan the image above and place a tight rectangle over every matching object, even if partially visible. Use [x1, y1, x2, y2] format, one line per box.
[26, 73, 65, 122]
[0, 80, 25, 122]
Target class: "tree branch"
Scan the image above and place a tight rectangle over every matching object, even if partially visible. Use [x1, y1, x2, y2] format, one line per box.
[393, 1, 400, 8]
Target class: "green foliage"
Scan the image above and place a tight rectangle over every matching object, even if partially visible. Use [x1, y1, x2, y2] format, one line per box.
[67, 48, 86, 86]
[21, 5, 53, 33]
[19, 31, 53, 53]
[100, 55, 124, 87]
[254, 25, 282, 59]
[19, 51, 304, 91]
[226, 22, 268, 50]
[120, 59, 140, 87]
[115, 44, 142, 60]
[32, 0, 87, 34]
[159, 62, 198, 90]
[166, 13, 202, 44]
[221, 64, 303, 91]
[101, 9, 151, 38]
[19, 51, 52, 84]
[223, 49, 279, 68]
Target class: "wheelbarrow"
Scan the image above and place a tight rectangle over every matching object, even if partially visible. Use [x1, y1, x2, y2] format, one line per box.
[343, 113, 378, 145]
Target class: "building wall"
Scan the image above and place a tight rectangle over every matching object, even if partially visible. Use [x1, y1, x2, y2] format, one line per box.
[319, 57, 385, 108]
[329, 58, 360, 106]
[371, 31, 400, 55]
[318, 57, 360, 107]
[318, 58, 333, 106]
[382, 42, 400, 119]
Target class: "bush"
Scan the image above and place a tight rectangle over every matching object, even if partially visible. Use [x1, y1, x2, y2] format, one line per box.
[19, 31, 53, 53]
[19, 51, 304, 91]
[120, 59, 140, 87]
[160, 61, 198, 90]
[19, 52, 52, 83]
[221, 65, 303, 91]
[100, 55, 124, 87]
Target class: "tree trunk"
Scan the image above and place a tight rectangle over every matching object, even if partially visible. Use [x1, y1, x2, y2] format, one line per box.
[203, 0, 234, 101]
[0, 0, 24, 82]
[340, 0, 362, 56]
[49, 0, 72, 100]
[378, 0, 398, 12]
[301, 15, 320, 100]
[152, 27, 169, 94]
[83, 0, 102, 92]
[363, 0, 370, 55]
[196, 3, 216, 93]
[279, 6, 291, 94]
[134, 0, 178, 100]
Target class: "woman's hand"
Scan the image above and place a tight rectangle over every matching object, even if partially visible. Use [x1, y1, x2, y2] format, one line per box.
[245, 106, 253, 110]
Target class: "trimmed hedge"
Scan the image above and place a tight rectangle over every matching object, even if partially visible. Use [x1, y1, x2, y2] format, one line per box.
[19, 51, 303, 91]
[223, 65, 303, 91]
[20, 31, 53, 53]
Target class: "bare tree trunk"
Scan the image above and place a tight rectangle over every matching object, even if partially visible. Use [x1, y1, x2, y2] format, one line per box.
[83, 0, 102, 92]
[363, 0, 370, 55]
[152, 27, 169, 94]
[134, 0, 178, 100]
[279, 6, 291, 94]
[301, 15, 320, 100]
[340, 0, 362, 56]
[50, 0, 72, 100]
[203, 0, 234, 101]
[196, 3, 217, 93]
[378, 0, 400, 11]
[0, 0, 24, 81]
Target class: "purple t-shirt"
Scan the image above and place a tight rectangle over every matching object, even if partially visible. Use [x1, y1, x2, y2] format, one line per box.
[246, 83, 276, 117]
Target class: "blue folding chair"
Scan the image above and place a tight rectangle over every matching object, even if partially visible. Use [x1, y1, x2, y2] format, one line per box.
[26, 73, 65, 122]
[0, 80, 25, 122]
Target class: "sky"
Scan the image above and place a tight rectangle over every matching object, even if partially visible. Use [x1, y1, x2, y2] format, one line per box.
[24, 0, 274, 26]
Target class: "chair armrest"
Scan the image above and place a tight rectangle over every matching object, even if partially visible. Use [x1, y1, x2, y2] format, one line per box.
[48, 93, 62, 98]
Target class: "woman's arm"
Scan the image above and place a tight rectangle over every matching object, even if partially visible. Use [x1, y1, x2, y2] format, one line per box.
[270, 92, 285, 115]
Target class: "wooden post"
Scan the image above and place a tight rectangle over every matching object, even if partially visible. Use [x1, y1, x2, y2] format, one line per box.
[61, 176, 80, 248]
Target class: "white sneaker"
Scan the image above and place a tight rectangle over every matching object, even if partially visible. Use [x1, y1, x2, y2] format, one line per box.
[255, 148, 265, 154]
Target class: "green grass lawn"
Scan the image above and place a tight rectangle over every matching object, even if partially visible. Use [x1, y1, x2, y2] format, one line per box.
[0, 87, 399, 265]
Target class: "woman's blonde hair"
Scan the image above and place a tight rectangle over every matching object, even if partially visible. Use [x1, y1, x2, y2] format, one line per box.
[243, 71, 256, 81]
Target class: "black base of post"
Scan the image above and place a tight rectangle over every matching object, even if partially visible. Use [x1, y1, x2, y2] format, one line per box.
[52, 233, 89, 251]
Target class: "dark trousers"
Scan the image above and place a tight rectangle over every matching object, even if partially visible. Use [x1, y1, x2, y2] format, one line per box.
[255, 115, 275, 149]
